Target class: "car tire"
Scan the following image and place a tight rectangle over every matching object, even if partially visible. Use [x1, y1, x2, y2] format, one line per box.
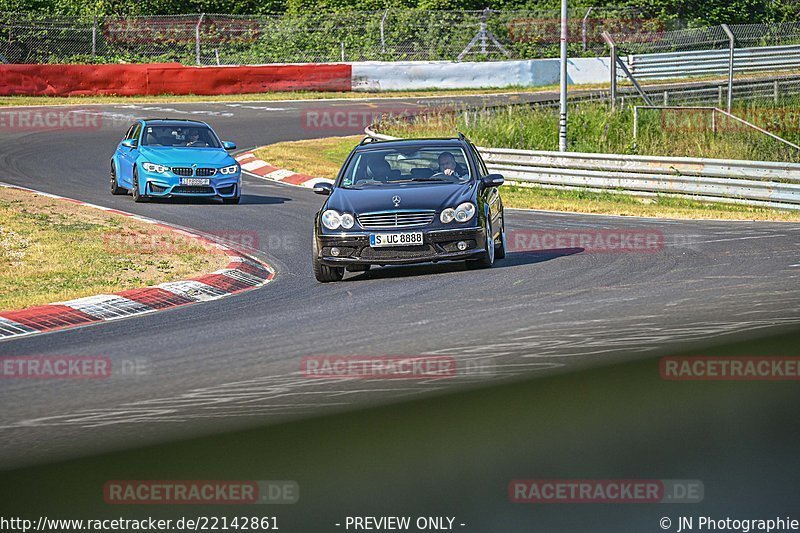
[495, 215, 507, 260]
[466, 217, 495, 269]
[223, 196, 241, 204]
[131, 168, 149, 203]
[312, 238, 344, 282]
[110, 162, 126, 195]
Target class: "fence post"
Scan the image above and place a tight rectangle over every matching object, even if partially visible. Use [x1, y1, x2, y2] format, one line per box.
[582, 7, 594, 52]
[663, 91, 668, 106]
[721, 23, 734, 113]
[341, 41, 345, 61]
[195, 13, 205, 66]
[380, 9, 389, 55]
[92, 15, 97, 57]
[602, 31, 617, 110]
[718, 86, 723, 107]
[774, 80, 779, 104]
[712, 108, 716, 135]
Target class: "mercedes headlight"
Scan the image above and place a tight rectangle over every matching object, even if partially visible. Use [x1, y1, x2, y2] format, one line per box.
[340, 213, 355, 229]
[322, 210, 342, 230]
[142, 162, 168, 173]
[440, 208, 455, 223]
[454, 202, 476, 222]
[219, 164, 239, 175]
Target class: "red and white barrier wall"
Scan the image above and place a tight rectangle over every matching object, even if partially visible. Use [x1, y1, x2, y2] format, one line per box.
[352, 58, 610, 91]
[0, 63, 352, 96]
[0, 58, 610, 96]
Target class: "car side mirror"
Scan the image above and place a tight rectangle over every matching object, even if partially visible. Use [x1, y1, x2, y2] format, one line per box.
[121, 139, 138, 149]
[222, 141, 236, 150]
[482, 173, 504, 187]
[313, 182, 333, 196]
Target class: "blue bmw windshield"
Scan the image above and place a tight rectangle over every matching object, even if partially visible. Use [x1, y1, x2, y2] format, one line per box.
[141, 125, 221, 148]
[341, 147, 472, 189]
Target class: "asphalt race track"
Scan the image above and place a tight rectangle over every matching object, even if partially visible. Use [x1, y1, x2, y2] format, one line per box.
[1, 95, 800, 472]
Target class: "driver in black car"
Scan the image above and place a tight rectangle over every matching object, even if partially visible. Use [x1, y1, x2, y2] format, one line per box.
[437, 151, 467, 178]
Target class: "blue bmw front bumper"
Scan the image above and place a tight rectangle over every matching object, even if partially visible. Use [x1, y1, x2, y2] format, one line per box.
[140, 170, 241, 198]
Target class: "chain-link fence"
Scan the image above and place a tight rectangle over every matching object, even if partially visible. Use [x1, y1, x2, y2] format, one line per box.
[606, 22, 800, 155]
[0, 7, 664, 65]
[608, 22, 800, 107]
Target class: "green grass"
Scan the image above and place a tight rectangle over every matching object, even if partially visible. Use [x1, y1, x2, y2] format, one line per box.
[0, 187, 230, 310]
[380, 100, 800, 163]
[253, 136, 800, 221]
[0, 84, 589, 107]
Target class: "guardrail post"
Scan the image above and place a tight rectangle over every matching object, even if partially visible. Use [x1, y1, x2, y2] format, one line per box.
[195, 13, 205, 66]
[663, 91, 668, 106]
[632, 105, 639, 153]
[721, 24, 734, 113]
[602, 31, 617, 110]
[712, 108, 716, 135]
[92, 15, 97, 57]
[380, 9, 389, 55]
[582, 7, 593, 52]
[774, 80, 779, 104]
[718, 86, 724, 107]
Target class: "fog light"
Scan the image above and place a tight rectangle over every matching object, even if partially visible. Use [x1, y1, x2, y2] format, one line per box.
[331, 247, 340, 257]
[457, 241, 468, 251]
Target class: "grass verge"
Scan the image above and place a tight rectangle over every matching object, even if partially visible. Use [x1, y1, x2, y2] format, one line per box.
[0, 187, 230, 310]
[379, 100, 800, 163]
[253, 136, 800, 221]
[0, 85, 588, 107]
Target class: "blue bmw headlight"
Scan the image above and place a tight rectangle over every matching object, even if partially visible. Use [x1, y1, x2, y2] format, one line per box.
[142, 162, 169, 174]
[219, 164, 240, 175]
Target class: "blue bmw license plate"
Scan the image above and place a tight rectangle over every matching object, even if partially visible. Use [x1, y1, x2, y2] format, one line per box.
[180, 178, 210, 186]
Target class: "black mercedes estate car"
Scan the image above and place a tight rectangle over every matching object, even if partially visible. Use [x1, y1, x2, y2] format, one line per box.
[312, 136, 506, 282]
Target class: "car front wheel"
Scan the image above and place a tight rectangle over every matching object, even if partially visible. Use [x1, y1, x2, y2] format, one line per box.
[466, 217, 495, 269]
[312, 237, 344, 282]
[495, 214, 506, 260]
[131, 168, 149, 203]
[110, 162, 126, 195]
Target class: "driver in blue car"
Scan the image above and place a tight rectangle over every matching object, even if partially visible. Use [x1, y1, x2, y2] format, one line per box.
[437, 151, 468, 178]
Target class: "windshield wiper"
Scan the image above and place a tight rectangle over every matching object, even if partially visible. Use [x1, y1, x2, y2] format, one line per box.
[410, 177, 452, 182]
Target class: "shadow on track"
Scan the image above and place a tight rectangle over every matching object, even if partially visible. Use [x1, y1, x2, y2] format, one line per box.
[139, 193, 291, 205]
[344, 247, 583, 281]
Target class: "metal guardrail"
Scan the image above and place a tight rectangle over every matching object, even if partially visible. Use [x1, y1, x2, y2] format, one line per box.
[364, 127, 800, 211]
[625, 44, 800, 80]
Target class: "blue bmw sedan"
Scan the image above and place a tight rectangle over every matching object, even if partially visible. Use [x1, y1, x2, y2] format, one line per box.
[110, 119, 241, 204]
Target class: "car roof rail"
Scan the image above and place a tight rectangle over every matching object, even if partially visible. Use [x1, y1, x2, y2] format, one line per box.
[359, 135, 380, 145]
[143, 118, 207, 124]
[457, 131, 470, 142]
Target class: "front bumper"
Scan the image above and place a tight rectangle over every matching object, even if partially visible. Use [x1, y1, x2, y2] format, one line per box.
[316, 227, 487, 266]
[141, 171, 241, 198]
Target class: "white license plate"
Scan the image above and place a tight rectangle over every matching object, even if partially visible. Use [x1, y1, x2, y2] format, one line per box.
[369, 232, 424, 247]
[180, 178, 210, 186]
